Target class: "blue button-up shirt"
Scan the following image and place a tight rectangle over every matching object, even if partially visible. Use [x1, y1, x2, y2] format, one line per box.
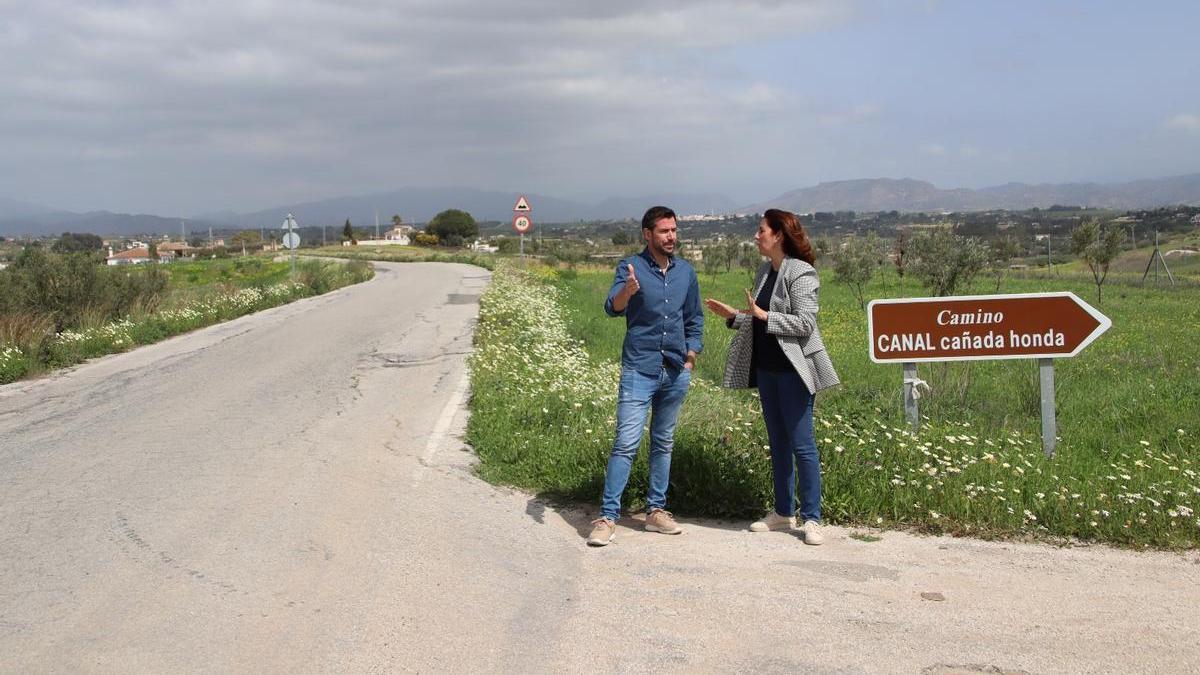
[604, 247, 704, 375]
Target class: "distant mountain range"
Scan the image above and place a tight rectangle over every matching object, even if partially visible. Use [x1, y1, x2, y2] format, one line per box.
[746, 174, 1200, 214]
[0, 209, 227, 239]
[0, 197, 56, 221]
[204, 188, 739, 230]
[3, 173, 1200, 237]
[0, 188, 739, 237]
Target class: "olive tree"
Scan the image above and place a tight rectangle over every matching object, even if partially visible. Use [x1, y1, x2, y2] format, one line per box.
[988, 236, 1021, 292]
[831, 233, 882, 309]
[1070, 218, 1124, 304]
[908, 227, 988, 297]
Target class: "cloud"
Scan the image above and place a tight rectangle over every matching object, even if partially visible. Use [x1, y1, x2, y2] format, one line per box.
[816, 103, 881, 127]
[0, 0, 862, 213]
[1165, 114, 1200, 133]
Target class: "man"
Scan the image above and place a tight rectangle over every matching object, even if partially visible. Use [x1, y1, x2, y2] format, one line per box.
[587, 206, 704, 547]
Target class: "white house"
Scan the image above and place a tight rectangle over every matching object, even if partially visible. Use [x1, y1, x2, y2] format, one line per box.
[106, 246, 175, 266]
[107, 247, 151, 266]
[383, 226, 412, 245]
[157, 241, 198, 259]
[358, 226, 412, 246]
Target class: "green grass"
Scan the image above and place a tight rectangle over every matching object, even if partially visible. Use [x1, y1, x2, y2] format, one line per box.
[1051, 230, 1200, 281]
[300, 246, 498, 270]
[164, 256, 292, 289]
[467, 262, 1199, 549]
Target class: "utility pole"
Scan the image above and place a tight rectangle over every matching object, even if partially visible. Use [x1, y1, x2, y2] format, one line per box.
[1046, 236, 1052, 276]
[322, 224, 327, 247]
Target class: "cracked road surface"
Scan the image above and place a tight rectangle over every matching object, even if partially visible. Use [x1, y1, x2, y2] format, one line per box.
[2, 262, 1199, 673]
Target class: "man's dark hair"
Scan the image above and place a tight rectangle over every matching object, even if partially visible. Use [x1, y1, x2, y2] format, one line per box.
[641, 206, 677, 230]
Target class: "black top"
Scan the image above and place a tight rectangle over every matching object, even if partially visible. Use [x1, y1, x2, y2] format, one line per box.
[751, 268, 793, 373]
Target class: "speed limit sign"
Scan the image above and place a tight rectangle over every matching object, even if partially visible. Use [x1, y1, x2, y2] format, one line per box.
[512, 214, 533, 234]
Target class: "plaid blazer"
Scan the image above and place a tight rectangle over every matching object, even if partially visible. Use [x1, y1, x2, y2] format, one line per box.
[721, 257, 841, 394]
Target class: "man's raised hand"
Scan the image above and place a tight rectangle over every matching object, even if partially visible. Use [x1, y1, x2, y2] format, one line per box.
[624, 264, 641, 297]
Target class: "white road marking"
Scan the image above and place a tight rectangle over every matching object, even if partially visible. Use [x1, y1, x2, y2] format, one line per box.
[413, 369, 471, 485]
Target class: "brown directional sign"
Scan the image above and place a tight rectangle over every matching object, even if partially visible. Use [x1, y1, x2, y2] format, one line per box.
[868, 292, 1111, 363]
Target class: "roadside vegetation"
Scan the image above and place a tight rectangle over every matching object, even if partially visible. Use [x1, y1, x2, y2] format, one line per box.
[301, 245, 497, 270]
[468, 262, 1198, 549]
[0, 250, 372, 383]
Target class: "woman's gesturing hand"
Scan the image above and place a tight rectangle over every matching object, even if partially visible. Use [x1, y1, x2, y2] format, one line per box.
[704, 298, 737, 320]
[744, 289, 768, 321]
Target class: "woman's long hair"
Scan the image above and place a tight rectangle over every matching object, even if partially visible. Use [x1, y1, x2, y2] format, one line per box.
[763, 208, 815, 264]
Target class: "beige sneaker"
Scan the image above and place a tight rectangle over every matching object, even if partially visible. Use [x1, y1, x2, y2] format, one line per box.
[749, 511, 796, 532]
[801, 520, 825, 545]
[587, 517, 616, 546]
[645, 509, 683, 535]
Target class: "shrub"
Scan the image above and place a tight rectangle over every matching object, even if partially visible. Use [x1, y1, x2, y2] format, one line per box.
[0, 344, 32, 384]
[296, 260, 336, 294]
[344, 259, 373, 283]
[832, 233, 883, 308]
[0, 311, 54, 359]
[908, 227, 988, 296]
[0, 259, 372, 384]
[427, 209, 478, 244]
[0, 248, 167, 331]
[1070, 218, 1124, 304]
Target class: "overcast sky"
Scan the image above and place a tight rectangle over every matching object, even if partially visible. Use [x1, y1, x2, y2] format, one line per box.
[2, 0, 1198, 215]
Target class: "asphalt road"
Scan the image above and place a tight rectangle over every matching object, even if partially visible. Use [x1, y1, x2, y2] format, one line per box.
[1, 261, 1198, 674]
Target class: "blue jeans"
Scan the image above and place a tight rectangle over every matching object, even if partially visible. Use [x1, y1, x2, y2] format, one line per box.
[600, 364, 692, 521]
[757, 368, 821, 522]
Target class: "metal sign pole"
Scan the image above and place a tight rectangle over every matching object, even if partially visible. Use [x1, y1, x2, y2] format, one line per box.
[902, 362, 920, 431]
[1039, 358, 1056, 457]
[282, 213, 298, 275]
[513, 197, 533, 265]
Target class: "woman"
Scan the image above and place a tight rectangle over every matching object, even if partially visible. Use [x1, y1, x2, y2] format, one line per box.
[704, 209, 840, 545]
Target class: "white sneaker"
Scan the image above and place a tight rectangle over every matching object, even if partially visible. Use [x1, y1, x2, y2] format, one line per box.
[800, 520, 824, 545]
[749, 511, 796, 532]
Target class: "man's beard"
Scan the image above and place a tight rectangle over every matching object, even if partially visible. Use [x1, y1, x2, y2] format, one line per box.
[650, 239, 674, 258]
